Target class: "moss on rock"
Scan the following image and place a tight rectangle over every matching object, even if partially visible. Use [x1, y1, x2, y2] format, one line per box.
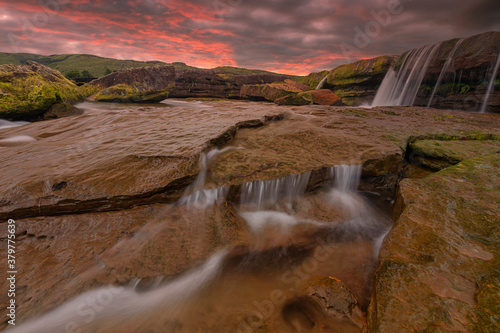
[0, 61, 82, 120]
[93, 83, 171, 103]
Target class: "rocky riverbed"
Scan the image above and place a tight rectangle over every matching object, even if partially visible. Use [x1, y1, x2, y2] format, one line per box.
[0, 99, 499, 332]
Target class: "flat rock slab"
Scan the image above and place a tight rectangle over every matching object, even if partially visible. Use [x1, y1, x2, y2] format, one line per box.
[410, 139, 500, 170]
[210, 106, 500, 186]
[0, 100, 285, 219]
[369, 153, 500, 332]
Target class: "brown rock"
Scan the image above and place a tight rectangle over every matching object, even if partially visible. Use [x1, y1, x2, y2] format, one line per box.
[83, 66, 290, 101]
[299, 89, 343, 106]
[274, 93, 311, 106]
[43, 102, 83, 119]
[281, 276, 367, 332]
[240, 79, 309, 101]
[368, 153, 500, 332]
[0, 100, 286, 220]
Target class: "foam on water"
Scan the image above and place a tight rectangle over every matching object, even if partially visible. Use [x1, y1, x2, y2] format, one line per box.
[239, 171, 311, 210]
[0, 119, 30, 130]
[0, 135, 36, 147]
[7, 250, 227, 333]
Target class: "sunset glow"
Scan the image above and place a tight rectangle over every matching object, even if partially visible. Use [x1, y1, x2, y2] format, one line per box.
[0, 0, 498, 74]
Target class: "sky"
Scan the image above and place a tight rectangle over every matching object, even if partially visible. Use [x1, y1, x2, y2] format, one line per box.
[0, 0, 499, 75]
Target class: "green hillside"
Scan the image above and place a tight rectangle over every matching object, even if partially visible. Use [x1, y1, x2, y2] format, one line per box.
[0, 53, 196, 77]
[0, 53, 288, 78]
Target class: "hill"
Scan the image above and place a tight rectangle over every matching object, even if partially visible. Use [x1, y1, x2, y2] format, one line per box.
[0, 53, 196, 77]
[0, 53, 285, 78]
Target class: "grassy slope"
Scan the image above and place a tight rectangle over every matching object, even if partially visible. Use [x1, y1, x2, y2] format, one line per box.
[0, 53, 195, 77]
[0, 53, 287, 77]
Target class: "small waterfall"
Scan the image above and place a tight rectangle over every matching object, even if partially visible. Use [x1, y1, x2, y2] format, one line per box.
[480, 54, 500, 113]
[239, 171, 311, 210]
[372, 42, 441, 106]
[315, 74, 328, 90]
[427, 38, 465, 107]
[178, 147, 239, 208]
[332, 164, 362, 192]
[7, 250, 228, 333]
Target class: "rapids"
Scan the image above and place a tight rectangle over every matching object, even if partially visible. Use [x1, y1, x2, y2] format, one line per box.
[7, 148, 391, 333]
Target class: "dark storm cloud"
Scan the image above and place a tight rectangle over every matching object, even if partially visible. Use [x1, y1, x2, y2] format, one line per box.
[0, 0, 498, 74]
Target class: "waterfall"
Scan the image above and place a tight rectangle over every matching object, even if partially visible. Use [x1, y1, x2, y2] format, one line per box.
[6, 251, 228, 333]
[480, 54, 500, 113]
[372, 42, 441, 106]
[427, 38, 465, 107]
[332, 164, 362, 192]
[178, 147, 239, 208]
[315, 74, 328, 90]
[239, 171, 311, 210]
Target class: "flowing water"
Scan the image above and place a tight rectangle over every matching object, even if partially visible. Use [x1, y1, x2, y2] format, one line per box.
[315, 75, 328, 90]
[8, 143, 391, 332]
[427, 38, 465, 107]
[480, 53, 500, 113]
[371, 42, 441, 106]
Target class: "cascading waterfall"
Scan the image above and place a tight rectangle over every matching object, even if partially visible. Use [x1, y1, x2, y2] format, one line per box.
[10, 164, 392, 332]
[427, 38, 465, 107]
[480, 53, 500, 113]
[315, 74, 328, 90]
[239, 171, 311, 210]
[371, 42, 442, 106]
[178, 147, 238, 208]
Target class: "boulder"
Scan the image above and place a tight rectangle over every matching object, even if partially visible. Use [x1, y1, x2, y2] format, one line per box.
[274, 93, 311, 106]
[281, 276, 367, 332]
[43, 102, 83, 119]
[240, 79, 309, 101]
[83, 65, 176, 102]
[299, 89, 343, 106]
[0, 61, 82, 120]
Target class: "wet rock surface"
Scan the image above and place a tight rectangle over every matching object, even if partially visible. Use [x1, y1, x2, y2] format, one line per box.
[409, 139, 500, 170]
[369, 153, 500, 332]
[1, 100, 500, 332]
[83, 66, 290, 101]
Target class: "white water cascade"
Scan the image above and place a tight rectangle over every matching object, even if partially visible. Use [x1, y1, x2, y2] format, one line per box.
[9, 164, 392, 332]
[6, 251, 228, 333]
[371, 42, 442, 106]
[178, 147, 238, 208]
[427, 38, 465, 107]
[239, 171, 311, 210]
[480, 54, 500, 113]
[315, 74, 329, 90]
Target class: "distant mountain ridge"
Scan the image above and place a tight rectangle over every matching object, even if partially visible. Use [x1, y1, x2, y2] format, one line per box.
[0, 52, 282, 77]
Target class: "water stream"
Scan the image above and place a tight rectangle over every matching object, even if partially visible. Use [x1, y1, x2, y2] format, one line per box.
[372, 42, 441, 106]
[480, 53, 500, 113]
[8, 150, 391, 333]
[427, 38, 465, 107]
